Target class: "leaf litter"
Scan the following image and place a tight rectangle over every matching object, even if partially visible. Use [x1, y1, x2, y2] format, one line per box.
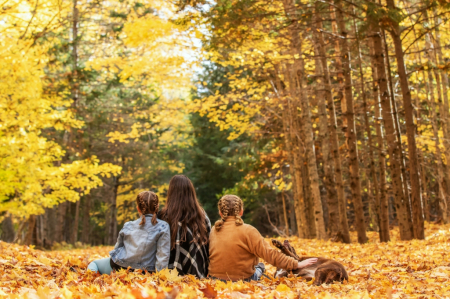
[1, 223, 450, 298]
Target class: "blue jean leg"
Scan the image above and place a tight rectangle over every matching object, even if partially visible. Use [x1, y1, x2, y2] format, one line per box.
[249, 263, 266, 281]
[87, 257, 113, 275]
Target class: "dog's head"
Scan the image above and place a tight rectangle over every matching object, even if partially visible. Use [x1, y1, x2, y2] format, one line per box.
[274, 268, 289, 278]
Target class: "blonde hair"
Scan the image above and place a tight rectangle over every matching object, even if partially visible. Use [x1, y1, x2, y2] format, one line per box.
[215, 194, 244, 231]
[136, 191, 159, 225]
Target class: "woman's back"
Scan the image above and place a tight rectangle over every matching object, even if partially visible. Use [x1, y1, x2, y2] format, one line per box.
[167, 214, 211, 277]
[159, 175, 211, 278]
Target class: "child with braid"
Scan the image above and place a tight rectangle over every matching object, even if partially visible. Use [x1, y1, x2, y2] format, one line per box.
[208, 195, 317, 281]
[87, 191, 170, 274]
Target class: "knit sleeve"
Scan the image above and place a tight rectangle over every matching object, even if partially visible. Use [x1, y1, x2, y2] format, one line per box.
[246, 226, 298, 270]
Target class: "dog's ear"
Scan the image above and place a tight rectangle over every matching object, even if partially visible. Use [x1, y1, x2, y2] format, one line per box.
[283, 240, 301, 260]
[272, 239, 283, 250]
[272, 239, 298, 259]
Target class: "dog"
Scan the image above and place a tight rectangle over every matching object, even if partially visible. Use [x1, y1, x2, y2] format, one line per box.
[272, 239, 348, 285]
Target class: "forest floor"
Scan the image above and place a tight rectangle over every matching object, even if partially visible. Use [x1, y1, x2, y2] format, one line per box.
[1, 223, 450, 298]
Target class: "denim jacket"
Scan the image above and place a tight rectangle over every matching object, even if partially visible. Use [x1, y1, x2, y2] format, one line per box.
[109, 214, 170, 272]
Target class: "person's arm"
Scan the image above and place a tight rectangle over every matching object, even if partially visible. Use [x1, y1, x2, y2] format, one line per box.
[155, 223, 171, 271]
[247, 228, 300, 270]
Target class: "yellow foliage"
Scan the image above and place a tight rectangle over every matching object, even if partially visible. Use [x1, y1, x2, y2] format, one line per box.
[0, 0, 121, 217]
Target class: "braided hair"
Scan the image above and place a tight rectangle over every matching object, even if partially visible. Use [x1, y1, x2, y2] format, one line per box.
[215, 194, 244, 231]
[136, 191, 159, 225]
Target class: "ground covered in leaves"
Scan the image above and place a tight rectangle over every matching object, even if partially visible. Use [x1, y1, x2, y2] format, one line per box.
[1, 224, 450, 298]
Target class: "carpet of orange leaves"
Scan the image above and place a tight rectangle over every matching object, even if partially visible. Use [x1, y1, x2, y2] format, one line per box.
[1, 223, 450, 298]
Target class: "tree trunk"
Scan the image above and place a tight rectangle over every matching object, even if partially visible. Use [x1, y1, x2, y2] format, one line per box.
[1, 215, 15, 242]
[408, 25, 430, 224]
[281, 192, 290, 236]
[287, 194, 297, 235]
[432, 11, 450, 210]
[368, 43, 390, 242]
[82, 194, 91, 244]
[314, 3, 350, 243]
[385, 0, 424, 239]
[298, 75, 327, 240]
[313, 36, 340, 237]
[420, 155, 430, 222]
[273, 64, 308, 238]
[281, 0, 326, 240]
[369, 16, 413, 240]
[71, 199, 80, 244]
[71, 0, 79, 106]
[353, 16, 382, 240]
[424, 25, 448, 222]
[302, 160, 317, 238]
[330, 5, 346, 131]
[56, 202, 67, 243]
[382, 31, 414, 233]
[334, 0, 367, 243]
[36, 215, 44, 248]
[108, 175, 120, 245]
[283, 62, 315, 238]
[24, 216, 36, 245]
[44, 208, 55, 247]
[425, 68, 448, 223]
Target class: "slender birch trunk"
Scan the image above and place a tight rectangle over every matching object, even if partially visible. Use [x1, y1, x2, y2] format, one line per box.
[369, 16, 413, 240]
[353, 16, 382, 241]
[285, 63, 318, 238]
[108, 175, 120, 245]
[273, 65, 308, 237]
[334, 0, 367, 243]
[314, 4, 350, 242]
[82, 194, 91, 244]
[313, 34, 340, 237]
[425, 68, 448, 223]
[296, 56, 327, 240]
[383, 33, 413, 229]
[280, 1, 327, 239]
[368, 41, 390, 242]
[281, 192, 290, 236]
[72, 199, 80, 244]
[408, 24, 430, 224]
[386, 0, 425, 239]
[432, 12, 450, 204]
[422, 20, 448, 222]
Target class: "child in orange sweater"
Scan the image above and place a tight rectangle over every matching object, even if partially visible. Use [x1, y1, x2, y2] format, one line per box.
[208, 195, 317, 281]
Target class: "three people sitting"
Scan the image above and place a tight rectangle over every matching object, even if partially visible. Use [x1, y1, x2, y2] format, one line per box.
[88, 175, 316, 281]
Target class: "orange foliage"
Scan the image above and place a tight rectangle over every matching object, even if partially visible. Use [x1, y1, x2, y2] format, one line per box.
[1, 223, 450, 298]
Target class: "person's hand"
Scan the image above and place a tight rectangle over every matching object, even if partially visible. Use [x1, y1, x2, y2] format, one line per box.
[297, 258, 318, 269]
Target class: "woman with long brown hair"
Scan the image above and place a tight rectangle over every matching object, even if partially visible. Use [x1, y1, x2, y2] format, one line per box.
[159, 175, 211, 278]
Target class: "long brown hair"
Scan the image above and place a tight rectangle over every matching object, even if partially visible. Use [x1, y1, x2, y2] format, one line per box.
[215, 194, 244, 231]
[136, 191, 159, 225]
[160, 175, 208, 249]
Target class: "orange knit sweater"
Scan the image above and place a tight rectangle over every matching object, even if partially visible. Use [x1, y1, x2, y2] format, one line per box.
[208, 217, 298, 281]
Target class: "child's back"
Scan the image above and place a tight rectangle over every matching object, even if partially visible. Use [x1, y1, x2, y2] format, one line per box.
[209, 197, 298, 281]
[87, 191, 170, 275]
[110, 215, 170, 272]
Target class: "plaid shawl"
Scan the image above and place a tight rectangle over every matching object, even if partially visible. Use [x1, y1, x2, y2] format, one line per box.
[168, 214, 211, 278]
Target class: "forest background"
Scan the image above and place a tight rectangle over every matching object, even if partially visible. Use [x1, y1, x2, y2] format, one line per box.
[1, 0, 450, 248]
